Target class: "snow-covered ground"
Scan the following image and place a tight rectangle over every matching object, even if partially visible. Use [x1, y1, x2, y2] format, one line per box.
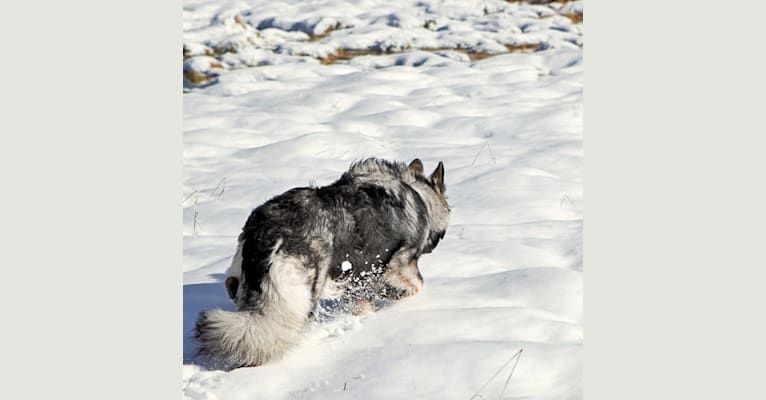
[183, 1, 582, 398]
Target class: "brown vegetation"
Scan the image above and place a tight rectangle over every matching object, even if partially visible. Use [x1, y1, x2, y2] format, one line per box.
[234, 15, 249, 29]
[318, 48, 392, 64]
[317, 43, 542, 65]
[309, 22, 342, 41]
[562, 13, 583, 23]
[184, 71, 216, 85]
[504, 43, 540, 52]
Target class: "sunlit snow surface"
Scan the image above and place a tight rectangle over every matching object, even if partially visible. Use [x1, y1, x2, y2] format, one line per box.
[184, 1, 582, 399]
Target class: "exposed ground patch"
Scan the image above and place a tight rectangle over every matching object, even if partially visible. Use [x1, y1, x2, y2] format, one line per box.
[317, 43, 540, 65]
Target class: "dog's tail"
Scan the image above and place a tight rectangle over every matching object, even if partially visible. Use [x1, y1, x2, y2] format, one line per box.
[194, 250, 313, 368]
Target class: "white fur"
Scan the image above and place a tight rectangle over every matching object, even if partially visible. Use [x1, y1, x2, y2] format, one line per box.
[402, 188, 430, 248]
[320, 274, 347, 299]
[348, 159, 417, 183]
[225, 239, 244, 281]
[197, 239, 313, 367]
[384, 260, 424, 296]
[410, 180, 450, 233]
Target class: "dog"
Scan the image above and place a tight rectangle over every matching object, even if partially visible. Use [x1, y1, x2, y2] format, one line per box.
[194, 158, 450, 368]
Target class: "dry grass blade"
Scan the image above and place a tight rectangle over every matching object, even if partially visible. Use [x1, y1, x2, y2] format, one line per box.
[468, 348, 524, 400]
[497, 349, 523, 400]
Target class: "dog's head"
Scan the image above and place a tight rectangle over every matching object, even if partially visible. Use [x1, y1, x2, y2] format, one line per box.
[408, 159, 451, 253]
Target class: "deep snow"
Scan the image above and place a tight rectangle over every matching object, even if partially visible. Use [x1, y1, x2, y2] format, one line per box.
[184, 1, 582, 399]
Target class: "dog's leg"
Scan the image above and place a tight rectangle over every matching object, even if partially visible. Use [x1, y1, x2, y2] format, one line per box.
[380, 248, 424, 301]
[224, 238, 245, 303]
[336, 277, 378, 315]
[305, 237, 335, 320]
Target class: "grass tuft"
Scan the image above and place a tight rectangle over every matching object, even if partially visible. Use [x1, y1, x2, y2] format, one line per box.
[309, 22, 342, 42]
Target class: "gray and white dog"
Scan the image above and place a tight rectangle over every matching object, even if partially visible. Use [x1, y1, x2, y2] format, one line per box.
[194, 158, 450, 368]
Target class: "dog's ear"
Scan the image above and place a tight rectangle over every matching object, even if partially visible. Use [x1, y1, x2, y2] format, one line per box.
[430, 161, 445, 193]
[408, 159, 424, 175]
[225, 276, 239, 301]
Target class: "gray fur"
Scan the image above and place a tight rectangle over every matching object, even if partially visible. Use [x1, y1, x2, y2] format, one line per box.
[195, 158, 450, 368]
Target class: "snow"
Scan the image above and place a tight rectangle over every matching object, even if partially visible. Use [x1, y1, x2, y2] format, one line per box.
[184, 0, 582, 399]
[183, 0, 583, 86]
[341, 260, 353, 272]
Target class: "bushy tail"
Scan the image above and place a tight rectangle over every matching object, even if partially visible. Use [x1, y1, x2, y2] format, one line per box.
[194, 251, 313, 368]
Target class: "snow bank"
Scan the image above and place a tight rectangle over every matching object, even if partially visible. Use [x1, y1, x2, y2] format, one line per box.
[183, 0, 583, 84]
